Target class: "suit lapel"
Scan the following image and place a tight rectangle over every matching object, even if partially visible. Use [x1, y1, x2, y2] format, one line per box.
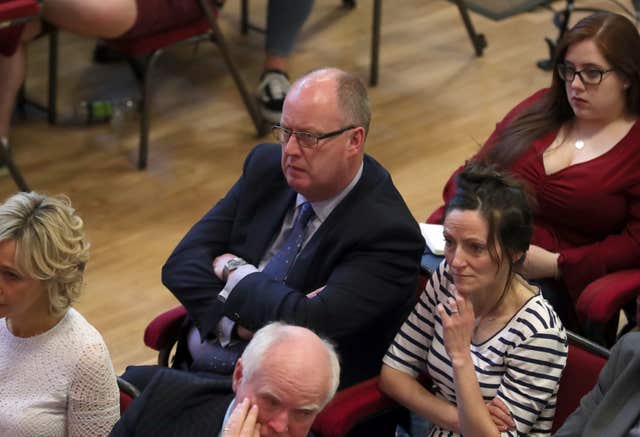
[286, 158, 376, 289]
[245, 188, 296, 264]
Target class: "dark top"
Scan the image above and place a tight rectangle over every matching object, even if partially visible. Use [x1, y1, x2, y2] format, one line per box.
[162, 143, 425, 388]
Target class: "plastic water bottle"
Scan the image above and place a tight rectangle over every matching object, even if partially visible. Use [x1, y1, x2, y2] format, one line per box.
[75, 99, 114, 124]
[111, 98, 140, 131]
[75, 98, 139, 125]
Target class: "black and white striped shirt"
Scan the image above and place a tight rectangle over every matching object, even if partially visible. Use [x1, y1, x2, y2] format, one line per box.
[384, 262, 568, 436]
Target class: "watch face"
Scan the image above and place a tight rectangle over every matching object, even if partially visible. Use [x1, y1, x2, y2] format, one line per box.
[227, 258, 247, 270]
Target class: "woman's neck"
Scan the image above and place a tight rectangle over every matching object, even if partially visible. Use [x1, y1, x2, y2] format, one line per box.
[472, 276, 531, 322]
[572, 110, 636, 137]
[6, 310, 65, 338]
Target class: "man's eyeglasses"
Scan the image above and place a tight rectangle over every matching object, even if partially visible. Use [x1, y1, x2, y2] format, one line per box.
[557, 63, 615, 85]
[272, 125, 357, 149]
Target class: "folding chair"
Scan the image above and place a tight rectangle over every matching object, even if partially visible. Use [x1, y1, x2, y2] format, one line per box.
[101, 0, 266, 169]
[42, 0, 266, 170]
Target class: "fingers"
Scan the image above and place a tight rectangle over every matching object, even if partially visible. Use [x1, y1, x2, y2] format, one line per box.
[487, 398, 515, 431]
[223, 398, 250, 436]
[239, 404, 259, 437]
[437, 303, 449, 323]
[223, 398, 260, 437]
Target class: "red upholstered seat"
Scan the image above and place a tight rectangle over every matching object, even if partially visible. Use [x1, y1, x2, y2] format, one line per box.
[0, 0, 40, 56]
[311, 377, 397, 437]
[144, 305, 187, 354]
[577, 269, 640, 325]
[551, 331, 609, 432]
[0, 0, 39, 20]
[107, 17, 212, 57]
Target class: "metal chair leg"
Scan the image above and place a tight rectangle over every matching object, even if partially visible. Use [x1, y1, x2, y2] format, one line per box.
[370, 0, 381, 86]
[48, 29, 58, 124]
[0, 138, 30, 192]
[200, 0, 267, 136]
[241, 0, 249, 34]
[452, 0, 487, 57]
[137, 50, 164, 170]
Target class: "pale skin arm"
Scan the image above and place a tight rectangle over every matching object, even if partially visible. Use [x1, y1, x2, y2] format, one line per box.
[222, 398, 261, 437]
[519, 245, 560, 280]
[379, 364, 461, 432]
[438, 294, 514, 437]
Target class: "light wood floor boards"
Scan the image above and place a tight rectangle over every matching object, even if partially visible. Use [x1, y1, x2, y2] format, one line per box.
[3, 0, 618, 372]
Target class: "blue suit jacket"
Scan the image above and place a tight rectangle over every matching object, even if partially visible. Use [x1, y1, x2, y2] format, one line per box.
[162, 143, 424, 388]
[111, 369, 234, 437]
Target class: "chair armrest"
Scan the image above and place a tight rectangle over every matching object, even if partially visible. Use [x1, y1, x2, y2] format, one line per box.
[576, 269, 640, 324]
[311, 377, 400, 437]
[143, 305, 188, 351]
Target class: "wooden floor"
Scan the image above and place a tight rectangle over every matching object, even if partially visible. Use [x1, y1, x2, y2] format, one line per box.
[4, 0, 616, 373]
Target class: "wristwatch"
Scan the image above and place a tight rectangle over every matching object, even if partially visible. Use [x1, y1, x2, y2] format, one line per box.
[222, 257, 248, 282]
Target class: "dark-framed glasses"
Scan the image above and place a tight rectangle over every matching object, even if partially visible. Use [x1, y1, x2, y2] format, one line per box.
[272, 124, 357, 149]
[557, 63, 615, 85]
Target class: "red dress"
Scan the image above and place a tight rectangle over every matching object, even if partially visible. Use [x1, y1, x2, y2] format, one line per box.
[428, 89, 640, 301]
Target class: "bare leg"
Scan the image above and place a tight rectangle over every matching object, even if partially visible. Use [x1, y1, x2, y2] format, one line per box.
[41, 0, 137, 39]
[0, 21, 42, 138]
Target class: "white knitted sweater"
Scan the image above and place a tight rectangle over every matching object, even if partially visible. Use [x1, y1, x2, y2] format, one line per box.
[0, 308, 119, 436]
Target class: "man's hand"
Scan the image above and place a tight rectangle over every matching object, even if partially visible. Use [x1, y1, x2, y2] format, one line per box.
[487, 397, 515, 432]
[222, 398, 260, 437]
[213, 253, 239, 281]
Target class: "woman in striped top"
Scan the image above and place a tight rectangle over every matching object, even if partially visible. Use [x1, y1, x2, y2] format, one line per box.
[380, 162, 568, 436]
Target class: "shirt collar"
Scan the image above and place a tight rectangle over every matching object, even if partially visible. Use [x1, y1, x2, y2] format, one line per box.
[296, 162, 364, 222]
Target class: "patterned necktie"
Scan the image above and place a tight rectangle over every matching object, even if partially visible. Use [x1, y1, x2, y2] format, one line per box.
[263, 202, 315, 282]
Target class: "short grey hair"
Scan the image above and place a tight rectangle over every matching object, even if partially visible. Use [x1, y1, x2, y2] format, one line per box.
[335, 70, 371, 137]
[0, 192, 89, 316]
[241, 322, 341, 408]
[298, 68, 371, 138]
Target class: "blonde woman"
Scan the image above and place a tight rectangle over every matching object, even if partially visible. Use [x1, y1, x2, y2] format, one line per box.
[0, 192, 119, 436]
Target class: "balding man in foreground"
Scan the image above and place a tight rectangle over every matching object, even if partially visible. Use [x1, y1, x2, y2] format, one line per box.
[111, 322, 340, 436]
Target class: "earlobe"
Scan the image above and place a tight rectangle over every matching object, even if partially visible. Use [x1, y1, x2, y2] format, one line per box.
[232, 358, 243, 393]
[346, 128, 365, 155]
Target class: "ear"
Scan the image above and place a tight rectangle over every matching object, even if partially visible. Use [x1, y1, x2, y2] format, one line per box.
[345, 126, 365, 156]
[232, 358, 243, 393]
[511, 250, 526, 265]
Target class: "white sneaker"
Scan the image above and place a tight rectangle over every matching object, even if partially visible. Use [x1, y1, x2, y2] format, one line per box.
[256, 70, 290, 124]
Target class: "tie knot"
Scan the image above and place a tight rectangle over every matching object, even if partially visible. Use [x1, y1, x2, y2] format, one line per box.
[297, 202, 315, 226]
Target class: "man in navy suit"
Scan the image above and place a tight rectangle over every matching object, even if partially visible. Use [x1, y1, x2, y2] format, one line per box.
[162, 67, 424, 388]
[111, 322, 340, 437]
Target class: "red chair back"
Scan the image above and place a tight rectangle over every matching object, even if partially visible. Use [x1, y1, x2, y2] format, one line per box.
[552, 331, 609, 432]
